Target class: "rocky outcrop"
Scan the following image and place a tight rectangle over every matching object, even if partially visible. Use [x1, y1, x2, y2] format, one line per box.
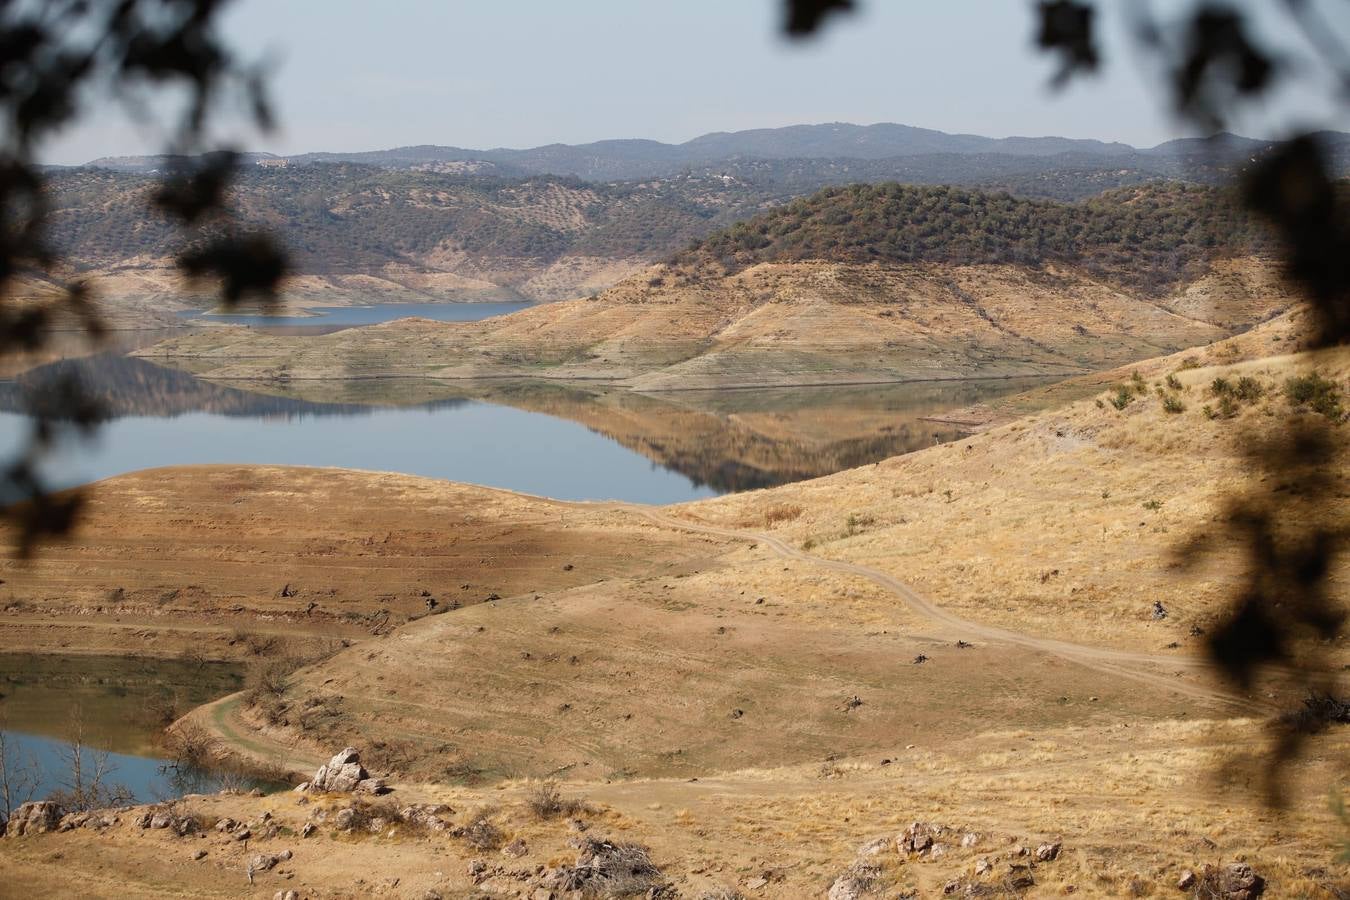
[4, 801, 64, 837]
[303, 747, 389, 795]
[1193, 863, 1266, 899]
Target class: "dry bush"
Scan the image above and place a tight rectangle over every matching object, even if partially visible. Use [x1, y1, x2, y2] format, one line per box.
[163, 721, 214, 769]
[763, 503, 803, 527]
[458, 816, 505, 851]
[526, 779, 587, 820]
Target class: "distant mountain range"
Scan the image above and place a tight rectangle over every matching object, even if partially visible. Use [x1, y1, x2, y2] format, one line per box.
[83, 121, 1350, 182]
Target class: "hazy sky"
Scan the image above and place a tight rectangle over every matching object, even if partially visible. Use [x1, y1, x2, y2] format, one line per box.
[49, 0, 1350, 164]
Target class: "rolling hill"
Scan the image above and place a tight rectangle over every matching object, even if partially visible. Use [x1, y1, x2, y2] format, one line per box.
[136, 183, 1296, 389]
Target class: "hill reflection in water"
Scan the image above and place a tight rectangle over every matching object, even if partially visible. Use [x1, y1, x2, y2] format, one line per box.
[0, 352, 1058, 496]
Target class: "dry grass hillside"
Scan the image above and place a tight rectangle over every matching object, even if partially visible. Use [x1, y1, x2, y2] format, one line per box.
[135, 257, 1294, 389]
[3, 339, 1347, 896]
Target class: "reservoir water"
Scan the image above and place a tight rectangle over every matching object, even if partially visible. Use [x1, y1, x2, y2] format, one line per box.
[0, 302, 1063, 802]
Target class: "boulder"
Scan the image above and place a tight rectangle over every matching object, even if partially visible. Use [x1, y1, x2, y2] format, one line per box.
[1196, 862, 1265, 899]
[828, 862, 880, 900]
[1036, 840, 1062, 861]
[897, 821, 943, 854]
[308, 747, 384, 794]
[6, 801, 63, 837]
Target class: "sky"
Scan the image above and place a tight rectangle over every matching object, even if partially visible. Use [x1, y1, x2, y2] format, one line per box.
[46, 0, 1350, 164]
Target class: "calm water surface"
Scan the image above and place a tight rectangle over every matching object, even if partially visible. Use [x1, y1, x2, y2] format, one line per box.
[0, 305, 1065, 792]
[0, 655, 263, 804]
[178, 300, 530, 329]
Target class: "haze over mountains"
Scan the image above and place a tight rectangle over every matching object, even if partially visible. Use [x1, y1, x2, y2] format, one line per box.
[84, 120, 1350, 181]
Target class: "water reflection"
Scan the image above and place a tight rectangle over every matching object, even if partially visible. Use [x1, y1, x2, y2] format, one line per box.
[0, 654, 249, 803]
[0, 351, 1060, 496]
[178, 301, 531, 329]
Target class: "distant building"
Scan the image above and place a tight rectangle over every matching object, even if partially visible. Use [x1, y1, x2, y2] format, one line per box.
[257, 158, 289, 168]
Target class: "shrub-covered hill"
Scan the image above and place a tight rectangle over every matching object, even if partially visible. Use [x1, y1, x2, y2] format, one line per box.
[681, 182, 1275, 293]
[43, 164, 771, 281]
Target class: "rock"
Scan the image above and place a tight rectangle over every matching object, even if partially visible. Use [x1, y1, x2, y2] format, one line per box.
[975, 858, 991, 876]
[278, 848, 293, 861]
[828, 862, 880, 900]
[502, 837, 529, 858]
[193, 849, 207, 861]
[353, 777, 388, 795]
[897, 821, 942, 854]
[250, 853, 279, 873]
[745, 876, 768, 890]
[149, 810, 172, 829]
[366, 816, 388, 834]
[468, 859, 488, 880]
[1178, 869, 1197, 890]
[248, 788, 264, 798]
[856, 836, 891, 857]
[1008, 863, 1035, 890]
[1036, 840, 1062, 861]
[273, 892, 299, 900]
[292, 782, 309, 793]
[6, 801, 63, 837]
[300, 822, 316, 838]
[334, 808, 357, 831]
[1152, 601, 1169, 620]
[58, 812, 90, 832]
[929, 842, 947, 859]
[960, 832, 980, 848]
[943, 881, 962, 895]
[234, 827, 252, 841]
[310, 747, 369, 793]
[400, 804, 454, 832]
[215, 817, 236, 832]
[1197, 862, 1265, 899]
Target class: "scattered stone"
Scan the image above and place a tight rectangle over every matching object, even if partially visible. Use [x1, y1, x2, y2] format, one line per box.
[58, 812, 91, 832]
[193, 849, 208, 861]
[956, 640, 973, 649]
[215, 818, 236, 832]
[975, 858, 991, 876]
[150, 811, 173, 830]
[960, 832, 980, 848]
[400, 804, 454, 832]
[1036, 840, 1062, 861]
[272, 892, 299, 900]
[278, 849, 293, 861]
[300, 822, 316, 838]
[729, 708, 744, 719]
[929, 842, 947, 859]
[292, 782, 309, 793]
[827, 861, 880, 900]
[745, 875, 768, 890]
[6, 802, 64, 837]
[943, 881, 962, 895]
[1012, 844, 1028, 857]
[1178, 869, 1197, 890]
[467, 859, 488, 880]
[844, 695, 863, 711]
[234, 828, 252, 841]
[502, 837, 528, 858]
[913, 654, 929, 664]
[250, 853, 280, 873]
[1152, 601, 1168, 620]
[856, 836, 891, 858]
[898, 821, 943, 854]
[1195, 862, 1265, 899]
[1008, 863, 1035, 890]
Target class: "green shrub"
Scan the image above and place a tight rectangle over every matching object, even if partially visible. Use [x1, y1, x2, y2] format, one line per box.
[1110, 385, 1134, 410]
[1285, 372, 1344, 421]
[1164, 373, 1184, 391]
[1161, 395, 1185, 414]
[1234, 376, 1264, 402]
[1142, 499, 1163, 511]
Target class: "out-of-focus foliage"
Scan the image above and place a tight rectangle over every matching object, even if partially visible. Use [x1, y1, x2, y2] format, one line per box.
[0, 0, 285, 555]
[785, 0, 1349, 805]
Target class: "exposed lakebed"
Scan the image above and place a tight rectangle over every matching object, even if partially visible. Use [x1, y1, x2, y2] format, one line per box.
[0, 301, 1063, 794]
